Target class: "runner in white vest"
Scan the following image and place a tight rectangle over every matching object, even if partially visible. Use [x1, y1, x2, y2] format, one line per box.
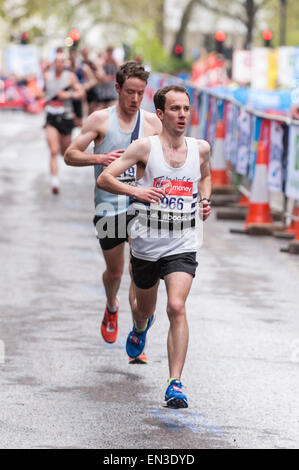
[98, 85, 212, 408]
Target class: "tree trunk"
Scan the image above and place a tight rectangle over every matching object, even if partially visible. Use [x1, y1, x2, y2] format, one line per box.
[156, 0, 165, 45]
[279, 0, 287, 46]
[244, 0, 255, 49]
[171, 0, 197, 59]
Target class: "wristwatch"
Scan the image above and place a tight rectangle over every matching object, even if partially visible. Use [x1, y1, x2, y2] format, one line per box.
[199, 197, 211, 204]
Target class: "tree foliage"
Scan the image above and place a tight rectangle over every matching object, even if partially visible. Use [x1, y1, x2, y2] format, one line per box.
[132, 19, 192, 74]
[265, 0, 299, 46]
[0, 0, 165, 43]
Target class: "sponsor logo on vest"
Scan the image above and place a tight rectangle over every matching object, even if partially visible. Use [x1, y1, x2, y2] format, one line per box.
[153, 178, 192, 196]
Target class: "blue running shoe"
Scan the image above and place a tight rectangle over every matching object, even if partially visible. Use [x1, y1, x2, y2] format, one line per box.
[165, 379, 188, 408]
[126, 315, 155, 359]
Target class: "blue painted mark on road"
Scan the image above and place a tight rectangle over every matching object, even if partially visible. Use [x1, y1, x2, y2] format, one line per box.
[170, 410, 223, 436]
[168, 410, 201, 433]
[151, 408, 223, 436]
[151, 409, 181, 430]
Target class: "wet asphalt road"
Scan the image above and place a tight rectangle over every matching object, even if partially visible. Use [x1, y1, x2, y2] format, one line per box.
[0, 111, 299, 449]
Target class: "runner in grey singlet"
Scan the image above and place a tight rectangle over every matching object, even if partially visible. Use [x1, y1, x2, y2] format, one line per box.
[94, 105, 144, 217]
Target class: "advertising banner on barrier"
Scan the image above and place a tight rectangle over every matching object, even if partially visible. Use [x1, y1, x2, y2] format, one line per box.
[260, 119, 271, 165]
[268, 122, 284, 192]
[198, 92, 209, 140]
[225, 103, 239, 166]
[286, 125, 299, 200]
[236, 111, 251, 175]
[249, 116, 262, 181]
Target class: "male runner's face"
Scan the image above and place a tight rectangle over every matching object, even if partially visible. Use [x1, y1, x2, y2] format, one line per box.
[117, 77, 146, 115]
[161, 91, 190, 135]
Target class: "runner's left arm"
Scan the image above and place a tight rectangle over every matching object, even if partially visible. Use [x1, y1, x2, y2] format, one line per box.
[197, 140, 212, 221]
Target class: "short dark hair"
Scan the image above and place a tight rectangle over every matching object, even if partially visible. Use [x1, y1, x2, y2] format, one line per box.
[153, 85, 190, 111]
[116, 61, 150, 88]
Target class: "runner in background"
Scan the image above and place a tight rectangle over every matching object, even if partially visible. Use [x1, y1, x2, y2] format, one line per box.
[44, 52, 84, 194]
[68, 47, 98, 126]
[95, 46, 118, 110]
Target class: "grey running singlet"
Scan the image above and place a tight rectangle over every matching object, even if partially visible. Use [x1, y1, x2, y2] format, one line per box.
[45, 69, 73, 118]
[94, 105, 144, 217]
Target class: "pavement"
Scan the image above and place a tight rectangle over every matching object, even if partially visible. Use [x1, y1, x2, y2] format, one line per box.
[0, 111, 299, 449]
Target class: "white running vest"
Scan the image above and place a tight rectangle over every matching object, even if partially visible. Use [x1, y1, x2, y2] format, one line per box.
[130, 135, 201, 261]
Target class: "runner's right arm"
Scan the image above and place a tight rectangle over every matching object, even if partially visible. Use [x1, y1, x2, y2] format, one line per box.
[64, 112, 124, 167]
[98, 138, 165, 203]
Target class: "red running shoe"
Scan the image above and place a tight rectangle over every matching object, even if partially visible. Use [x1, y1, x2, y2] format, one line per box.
[101, 301, 119, 343]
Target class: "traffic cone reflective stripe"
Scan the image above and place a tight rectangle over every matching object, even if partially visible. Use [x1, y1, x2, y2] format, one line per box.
[211, 120, 230, 186]
[244, 141, 273, 228]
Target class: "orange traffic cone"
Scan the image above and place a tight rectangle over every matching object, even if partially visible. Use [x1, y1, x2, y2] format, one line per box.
[238, 194, 249, 207]
[211, 120, 231, 188]
[274, 199, 299, 239]
[244, 141, 273, 231]
[281, 204, 299, 254]
[285, 200, 299, 236]
[287, 203, 299, 253]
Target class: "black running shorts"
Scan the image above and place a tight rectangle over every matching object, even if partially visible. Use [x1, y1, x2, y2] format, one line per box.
[46, 113, 74, 135]
[93, 213, 134, 251]
[131, 252, 198, 289]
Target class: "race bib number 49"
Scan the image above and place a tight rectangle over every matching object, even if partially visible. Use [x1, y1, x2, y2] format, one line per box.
[118, 166, 136, 185]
